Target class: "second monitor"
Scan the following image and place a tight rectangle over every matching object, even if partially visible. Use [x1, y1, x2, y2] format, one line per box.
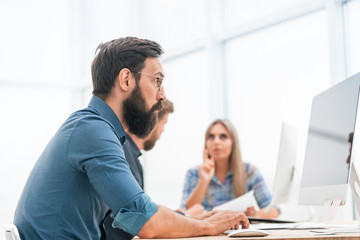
[272, 122, 298, 205]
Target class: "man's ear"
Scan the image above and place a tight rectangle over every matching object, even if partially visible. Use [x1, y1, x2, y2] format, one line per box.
[117, 68, 133, 91]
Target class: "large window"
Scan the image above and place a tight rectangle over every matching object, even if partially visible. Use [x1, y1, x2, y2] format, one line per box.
[0, 1, 72, 85]
[346, 0, 360, 76]
[226, 11, 331, 189]
[224, 0, 311, 28]
[141, 0, 207, 51]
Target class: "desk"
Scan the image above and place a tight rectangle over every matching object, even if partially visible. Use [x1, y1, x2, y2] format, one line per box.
[137, 229, 360, 240]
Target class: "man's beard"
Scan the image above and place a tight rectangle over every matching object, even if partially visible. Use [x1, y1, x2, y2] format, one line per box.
[123, 84, 162, 138]
[143, 134, 157, 151]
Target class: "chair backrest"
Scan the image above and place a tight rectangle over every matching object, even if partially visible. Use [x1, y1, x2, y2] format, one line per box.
[2, 224, 21, 240]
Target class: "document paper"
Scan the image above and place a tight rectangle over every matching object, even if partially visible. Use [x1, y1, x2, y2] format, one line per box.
[213, 190, 255, 211]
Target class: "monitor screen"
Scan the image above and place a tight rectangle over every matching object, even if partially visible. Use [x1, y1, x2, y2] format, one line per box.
[299, 73, 360, 206]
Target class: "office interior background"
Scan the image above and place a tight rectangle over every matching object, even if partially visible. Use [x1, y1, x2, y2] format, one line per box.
[0, 0, 360, 226]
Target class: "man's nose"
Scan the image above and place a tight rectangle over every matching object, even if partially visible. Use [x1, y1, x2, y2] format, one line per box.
[157, 86, 166, 101]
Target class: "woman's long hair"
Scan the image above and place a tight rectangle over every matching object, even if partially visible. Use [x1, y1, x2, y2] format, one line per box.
[204, 119, 247, 198]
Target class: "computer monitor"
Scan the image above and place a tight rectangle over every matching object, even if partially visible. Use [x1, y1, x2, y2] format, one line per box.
[299, 73, 360, 211]
[272, 122, 297, 205]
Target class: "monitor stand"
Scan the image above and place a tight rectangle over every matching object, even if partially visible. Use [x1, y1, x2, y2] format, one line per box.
[317, 161, 360, 222]
[324, 199, 343, 222]
[310, 162, 360, 234]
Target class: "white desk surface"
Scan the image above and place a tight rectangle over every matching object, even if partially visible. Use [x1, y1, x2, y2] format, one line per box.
[136, 229, 360, 240]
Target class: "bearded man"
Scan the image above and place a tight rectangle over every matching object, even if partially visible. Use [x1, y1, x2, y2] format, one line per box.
[14, 37, 248, 240]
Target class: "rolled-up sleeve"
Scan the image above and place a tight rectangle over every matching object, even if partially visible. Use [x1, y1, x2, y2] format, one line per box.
[112, 193, 158, 235]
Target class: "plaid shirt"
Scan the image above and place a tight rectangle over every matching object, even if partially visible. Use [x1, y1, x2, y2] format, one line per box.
[180, 163, 272, 211]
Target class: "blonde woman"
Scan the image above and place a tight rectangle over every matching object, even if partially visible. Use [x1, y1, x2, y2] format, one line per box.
[180, 119, 280, 219]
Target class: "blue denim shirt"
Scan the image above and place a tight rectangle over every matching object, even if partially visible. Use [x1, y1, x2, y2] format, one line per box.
[102, 134, 145, 240]
[180, 163, 272, 211]
[14, 96, 158, 239]
[124, 134, 144, 189]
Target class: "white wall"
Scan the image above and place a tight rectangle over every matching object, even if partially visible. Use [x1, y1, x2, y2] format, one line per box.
[0, 0, 360, 227]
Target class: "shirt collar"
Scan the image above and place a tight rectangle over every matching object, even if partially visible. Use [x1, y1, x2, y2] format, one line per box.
[211, 171, 233, 185]
[88, 95, 126, 144]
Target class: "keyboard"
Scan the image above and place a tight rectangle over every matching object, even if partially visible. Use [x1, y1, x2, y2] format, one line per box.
[247, 216, 296, 224]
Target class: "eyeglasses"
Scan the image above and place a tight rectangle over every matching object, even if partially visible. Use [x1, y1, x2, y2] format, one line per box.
[131, 71, 164, 91]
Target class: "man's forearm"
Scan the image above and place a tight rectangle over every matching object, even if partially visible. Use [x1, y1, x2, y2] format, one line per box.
[137, 206, 249, 238]
[138, 206, 208, 238]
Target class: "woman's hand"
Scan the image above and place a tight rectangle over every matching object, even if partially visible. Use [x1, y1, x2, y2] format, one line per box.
[198, 149, 215, 183]
[185, 149, 215, 209]
[245, 206, 257, 217]
[245, 205, 280, 219]
[175, 204, 205, 217]
[185, 204, 205, 217]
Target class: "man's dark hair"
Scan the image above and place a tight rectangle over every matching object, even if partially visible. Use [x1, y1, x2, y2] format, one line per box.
[91, 36, 164, 97]
[158, 99, 174, 120]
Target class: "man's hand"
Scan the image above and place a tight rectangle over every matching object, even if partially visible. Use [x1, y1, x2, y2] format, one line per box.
[203, 210, 249, 235]
[138, 206, 249, 238]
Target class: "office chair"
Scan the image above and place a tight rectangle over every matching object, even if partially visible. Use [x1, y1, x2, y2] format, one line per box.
[2, 224, 21, 240]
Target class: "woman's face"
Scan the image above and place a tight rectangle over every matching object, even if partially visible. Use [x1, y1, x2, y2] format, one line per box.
[206, 123, 233, 162]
